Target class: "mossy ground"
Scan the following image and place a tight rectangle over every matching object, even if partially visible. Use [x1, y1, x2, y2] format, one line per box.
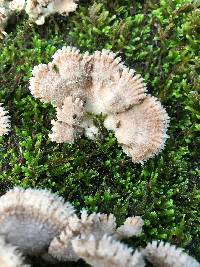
[0, 0, 199, 266]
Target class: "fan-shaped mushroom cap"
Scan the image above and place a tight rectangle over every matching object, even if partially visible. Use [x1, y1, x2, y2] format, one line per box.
[143, 241, 200, 267]
[49, 120, 78, 143]
[0, 187, 75, 256]
[29, 47, 90, 107]
[86, 50, 146, 114]
[104, 96, 169, 163]
[0, 103, 10, 136]
[29, 63, 61, 105]
[51, 46, 91, 82]
[72, 235, 145, 267]
[48, 210, 117, 261]
[56, 96, 86, 126]
[0, 236, 30, 267]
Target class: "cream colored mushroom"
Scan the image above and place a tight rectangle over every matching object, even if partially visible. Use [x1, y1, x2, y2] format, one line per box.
[0, 0, 78, 37]
[0, 6, 9, 38]
[143, 241, 200, 267]
[72, 235, 145, 267]
[48, 211, 117, 261]
[87, 50, 146, 115]
[115, 216, 144, 239]
[0, 103, 10, 136]
[48, 96, 86, 142]
[0, 187, 75, 256]
[29, 47, 90, 107]
[0, 236, 30, 267]
[30, 47, 169, 163]
[104, 95, 169, 163]
[25, 0, 78, 25]
[48, 210, 144, 262]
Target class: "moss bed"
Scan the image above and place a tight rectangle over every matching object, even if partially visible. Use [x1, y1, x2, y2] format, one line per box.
[0, 0, 199, 266]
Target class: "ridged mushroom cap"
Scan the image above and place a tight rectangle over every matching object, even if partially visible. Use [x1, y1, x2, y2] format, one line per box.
[29, 46, 90, 107]
[72, 235, 145, 267]
[48, 210, 117, 261]
[104, 95, 169, 163]
[0, 236, 30, 267]
[0, 187, 75, 256]
[143, 241, 200, 267]
[55, 96, 86, 126]
[49, 119, 83, 143]
[0, 103, 10, 136]
[48, 96, 86, 143]
[86, 50, 146, 114]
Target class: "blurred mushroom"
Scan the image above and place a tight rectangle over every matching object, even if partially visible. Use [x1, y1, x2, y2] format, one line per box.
[0, 187, 75, 256]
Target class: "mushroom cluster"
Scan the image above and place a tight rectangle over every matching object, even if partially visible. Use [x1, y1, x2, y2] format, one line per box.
[0, 0, 78, 38]
[0, 187, 199, 267]
[30, 46, 169, 163]
[0, 103, 10, 136]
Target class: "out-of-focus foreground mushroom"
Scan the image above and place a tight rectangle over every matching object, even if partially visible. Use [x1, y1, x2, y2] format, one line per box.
[143, 241, 200, 267]
[0, 187, 199, 267]
[0, 236, 30, 267]
[48, 210, 143, 261]
[0, 187, 75, 256]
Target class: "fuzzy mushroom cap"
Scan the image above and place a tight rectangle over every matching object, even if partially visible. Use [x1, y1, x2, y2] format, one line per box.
[104, 95, 169, 163]
[80, 118, 99, 140]
[0, 103, 10, 136]
[0, 236, 30, 267]
[72, 235, 145, 267]
[86, 50, 146, 115]
[0, 187, 75, 256]
[48, 210, 117, 261]
[53, 0, 78, 14]
[29, 46, 169, 163]
[49, 96, 86, 143]
[29, 46, 91, 107]
[143, 241, 200, 267]
[49, 210, 144, 262]
[49, 120, 79, 143]
[55, 96, 86, 126]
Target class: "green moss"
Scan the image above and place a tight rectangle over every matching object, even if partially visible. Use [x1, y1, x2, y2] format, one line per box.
[0, 0, 199, 265]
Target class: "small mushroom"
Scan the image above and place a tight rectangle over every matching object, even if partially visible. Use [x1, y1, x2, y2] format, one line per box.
[0, 103, 10, 136]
